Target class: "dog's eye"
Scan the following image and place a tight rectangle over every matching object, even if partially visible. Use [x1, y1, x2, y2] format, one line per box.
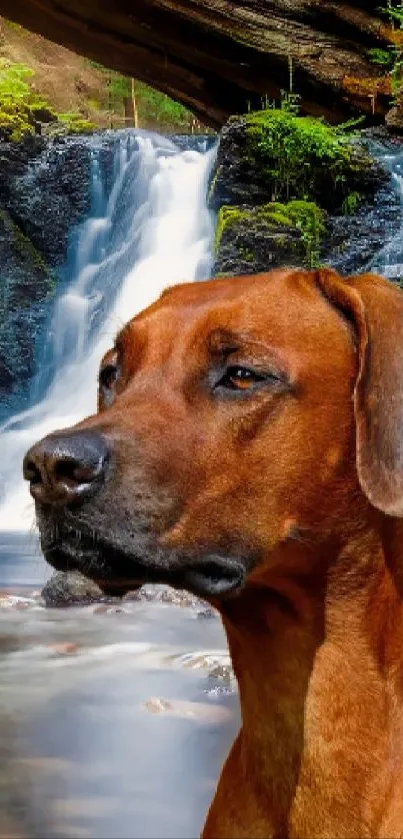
[99, 364, 119, 392]
[218, 366, 268, 391]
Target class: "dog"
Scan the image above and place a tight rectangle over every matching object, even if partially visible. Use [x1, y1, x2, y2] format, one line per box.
[24, 267, 403, 838]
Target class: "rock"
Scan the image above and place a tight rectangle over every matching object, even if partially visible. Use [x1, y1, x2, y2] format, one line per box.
[4, 138, 92, 267]
[41, 571, 105, 607]
[214, 201, 323, 275]
[123, 583, 213, 612]
[48, 642, 80, 654]
[0, 133, 117, 408]
[0, 1, 396, 129]
[209, 113, 386, 214]
[0, 208, 54, 402]
[41, 574, 216, 612]
[211, 112, 400, 278]
[386, 90, 403, 134]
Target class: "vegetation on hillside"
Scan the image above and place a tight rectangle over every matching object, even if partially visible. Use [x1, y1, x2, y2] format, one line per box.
[0, 59, 94, 140]
[0, 18, 206, 138]
[90, 63, 200, 131]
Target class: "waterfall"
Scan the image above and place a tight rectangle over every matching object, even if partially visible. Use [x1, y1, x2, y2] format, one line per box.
[368, 142, 403, 280]
[0, 130, 216, 531]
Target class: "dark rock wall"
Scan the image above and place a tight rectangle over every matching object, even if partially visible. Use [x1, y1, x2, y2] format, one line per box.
[0, 134, 115, 413]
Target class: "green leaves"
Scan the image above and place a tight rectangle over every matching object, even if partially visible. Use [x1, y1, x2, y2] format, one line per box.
[245, 109, 359, 210]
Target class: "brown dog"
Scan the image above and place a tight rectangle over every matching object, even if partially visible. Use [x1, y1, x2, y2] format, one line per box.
[24, 268, 403, 838]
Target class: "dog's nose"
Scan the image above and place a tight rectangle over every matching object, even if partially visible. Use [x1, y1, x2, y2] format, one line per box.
[23, 430, 109, 505]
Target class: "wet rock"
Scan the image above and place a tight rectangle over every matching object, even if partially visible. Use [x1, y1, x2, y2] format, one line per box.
[123, 583, 214, 613]
[41, 574, 216, 613]
[386, 91, 403, 135]
[173, 650, 233, 678]
[0, 133, 117, 409]
[210, 113, 401, 278]
[0, 593, 40, 610]
[213, 203, 310, 276]
[0, 206, 53, 403]
[41, 571, 106, 607]
[209, 114, 386, 214]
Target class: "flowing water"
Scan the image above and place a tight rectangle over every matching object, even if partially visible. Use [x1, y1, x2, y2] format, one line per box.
[0, 132, 239, 839]
[0, 132, 402, 838]
[0, 130, 215, 530]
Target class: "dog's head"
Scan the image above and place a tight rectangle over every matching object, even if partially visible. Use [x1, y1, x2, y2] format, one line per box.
[23, 268, 403, 600]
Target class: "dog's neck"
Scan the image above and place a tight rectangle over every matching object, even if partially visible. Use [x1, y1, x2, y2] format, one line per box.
[207, 520, 403, 838]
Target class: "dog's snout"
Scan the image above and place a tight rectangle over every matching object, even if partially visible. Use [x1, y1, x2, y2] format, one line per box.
[23, 430, 109, 505]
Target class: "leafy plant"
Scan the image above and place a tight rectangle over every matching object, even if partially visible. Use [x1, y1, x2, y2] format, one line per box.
[342, 191, 362, 215]
[377, 2, 403, 98]
[0, 60, 96, 140]
[58, 112, 95, 133]
[368, 47, 395, 68]
[85, 60, 197, 130]
[245, 108, 368, 212]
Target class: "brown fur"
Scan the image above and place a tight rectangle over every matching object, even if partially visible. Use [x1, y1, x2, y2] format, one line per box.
[26, 268, 403, 837]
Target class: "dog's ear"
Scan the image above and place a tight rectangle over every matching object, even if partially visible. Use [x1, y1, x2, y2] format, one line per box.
[315, 268, 403, 517]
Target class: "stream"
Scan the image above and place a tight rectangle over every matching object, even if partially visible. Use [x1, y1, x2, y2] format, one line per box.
[0, 130, 401, 838]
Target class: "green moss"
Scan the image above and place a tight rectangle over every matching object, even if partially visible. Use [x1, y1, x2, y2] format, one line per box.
[215, 199, 326, 268]
[255, 202, 294, 227]
[214, 206, 250, 252]
[57, 112, 95, 133]
[243, 108, 365, 211]
[341, 191, 362, 215]
[239, 247, 254, 262]
[0, 61, 95, 141]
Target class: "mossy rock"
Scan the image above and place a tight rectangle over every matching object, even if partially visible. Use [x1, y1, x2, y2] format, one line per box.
[214, 200, 326, 274]
[209, 112, 387, 214]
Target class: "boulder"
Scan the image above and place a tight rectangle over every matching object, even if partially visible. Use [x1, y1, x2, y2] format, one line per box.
[209, 112, 387, 214]
[41, 571, 105, 606]
[211, 112, 401, 278]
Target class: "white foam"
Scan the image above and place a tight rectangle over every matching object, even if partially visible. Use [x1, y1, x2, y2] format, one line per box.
[0, 132, 216, 530]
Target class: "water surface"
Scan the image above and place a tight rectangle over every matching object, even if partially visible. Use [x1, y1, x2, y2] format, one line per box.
[0, 534, 237, 839]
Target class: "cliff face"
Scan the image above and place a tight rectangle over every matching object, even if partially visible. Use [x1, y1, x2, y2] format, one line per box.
[0, 134, 116, 415]
[0, 0, 399, 129]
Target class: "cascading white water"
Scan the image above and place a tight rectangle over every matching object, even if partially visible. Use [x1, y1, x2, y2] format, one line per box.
[369, 145, 403, 280]
[0, 130, 216, 530]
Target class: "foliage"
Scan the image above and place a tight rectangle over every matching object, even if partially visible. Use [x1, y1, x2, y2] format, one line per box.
[58, 112, 95, 133]
[377, 2, 403, 97]
[341, 191, 362, 215]
[85, 61, 197, 129]
[135, 82, 194, 128]
[283, 201, 326, 267]
[0, 60, 95, 140]
[368, 47, 395, 68]
[0, 60, 33, 100]
[215, 200, 326, 268]
[244, 108, 367, 211]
